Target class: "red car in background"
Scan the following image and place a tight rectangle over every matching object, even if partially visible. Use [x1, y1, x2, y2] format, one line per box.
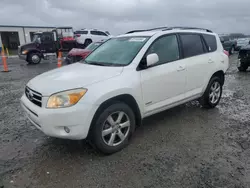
[65, 41, 103, 64]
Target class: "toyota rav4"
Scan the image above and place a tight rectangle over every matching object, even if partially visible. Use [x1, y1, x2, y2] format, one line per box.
[21, 27, 229, 154]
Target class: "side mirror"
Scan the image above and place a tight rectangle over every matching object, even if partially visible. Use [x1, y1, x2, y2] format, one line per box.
[146, 53, 159, 67]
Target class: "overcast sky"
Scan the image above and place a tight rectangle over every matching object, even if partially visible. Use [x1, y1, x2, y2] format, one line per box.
[0, 0, 249, 35]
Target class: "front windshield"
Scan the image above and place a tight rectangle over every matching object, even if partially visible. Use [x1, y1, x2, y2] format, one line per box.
[86, 42, 101, 51]
[32, 34, 41, 43]
[84, 36, 149, 66]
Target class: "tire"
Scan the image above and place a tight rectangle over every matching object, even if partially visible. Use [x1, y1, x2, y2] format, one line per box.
[84, 39, 92, 48]
[199, 76, 223, 109]
[89, 102, 136, 154]
[238, 63, 248, 72]
[28, 52, 41, 64]
[229, 46, 235, 55]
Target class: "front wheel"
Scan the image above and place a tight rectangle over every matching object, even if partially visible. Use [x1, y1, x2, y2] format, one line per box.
[199, 76, 223, 108]
[27, 52, 41, 64]
[90, 102, 135, 154]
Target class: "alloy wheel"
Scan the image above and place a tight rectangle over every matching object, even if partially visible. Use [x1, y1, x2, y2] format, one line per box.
[102, 111, 130, 147]
[209, 81, 221, 104]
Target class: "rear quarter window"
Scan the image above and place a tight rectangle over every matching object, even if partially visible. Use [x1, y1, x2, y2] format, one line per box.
[202, 34, 217, 52]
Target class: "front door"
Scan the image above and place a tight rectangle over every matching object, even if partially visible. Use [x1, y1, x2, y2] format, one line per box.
[40, 32, 56, 53]
[140, 34, 187, 115]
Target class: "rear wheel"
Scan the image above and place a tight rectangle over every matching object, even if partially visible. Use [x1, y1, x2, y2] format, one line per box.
[238, 62, 248, 72]
[199, 76, 223, 108]
[27, 52, 41, 64]
[90, 102, 135, 154]
[84, 39, 92, 48]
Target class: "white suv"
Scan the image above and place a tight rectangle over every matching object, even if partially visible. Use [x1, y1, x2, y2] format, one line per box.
[74, 29, 111, 47]
[21, 27, 229, 154]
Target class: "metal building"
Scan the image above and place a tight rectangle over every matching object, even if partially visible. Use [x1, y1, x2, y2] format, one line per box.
[0, 25, 56, 55]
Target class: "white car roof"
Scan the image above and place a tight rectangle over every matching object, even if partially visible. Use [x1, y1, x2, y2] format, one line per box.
[118, 28, 216, 38]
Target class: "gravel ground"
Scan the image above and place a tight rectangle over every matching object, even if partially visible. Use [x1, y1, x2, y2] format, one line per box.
[0, 55, 250, 188]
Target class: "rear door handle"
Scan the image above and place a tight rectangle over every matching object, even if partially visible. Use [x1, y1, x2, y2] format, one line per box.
[177, 65, 185, 71]
[208, 59, 214, 63]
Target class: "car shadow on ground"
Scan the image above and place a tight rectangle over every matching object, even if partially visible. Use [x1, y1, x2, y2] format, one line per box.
[34, 100, 216, 158]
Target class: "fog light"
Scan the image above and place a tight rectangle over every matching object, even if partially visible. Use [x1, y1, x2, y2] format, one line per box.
[64, 126, 70, 133]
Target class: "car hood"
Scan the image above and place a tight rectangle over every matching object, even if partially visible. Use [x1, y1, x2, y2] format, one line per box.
[20, 42, 37, 51]
[27, 63, 123, 96]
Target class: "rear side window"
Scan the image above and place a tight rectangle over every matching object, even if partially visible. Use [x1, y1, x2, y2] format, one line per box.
[180, 34, 205, 58]
[74, 30, 88, 34]
[202, 34, 217, 52]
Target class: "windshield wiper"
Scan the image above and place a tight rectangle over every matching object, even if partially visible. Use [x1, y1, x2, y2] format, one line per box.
[86, 62, 107, 66]
[84, 61, 123, 67]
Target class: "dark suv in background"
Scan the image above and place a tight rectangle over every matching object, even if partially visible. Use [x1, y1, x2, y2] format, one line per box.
[219, 35, 237, 55]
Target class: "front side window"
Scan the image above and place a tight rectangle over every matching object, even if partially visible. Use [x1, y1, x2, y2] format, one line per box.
[32, 34, 41, 43]
[98, 31, 108, 36]
[146, 35, 180, 65]
[84, 37, 149, 66]
[41, 34, 52, 42]
[90, 31, 99, 35]
[180, 34, 205, 58]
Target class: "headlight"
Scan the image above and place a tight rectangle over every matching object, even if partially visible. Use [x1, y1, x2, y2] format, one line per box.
[47, 88, 87, 108]
[22, 50, 28, 55]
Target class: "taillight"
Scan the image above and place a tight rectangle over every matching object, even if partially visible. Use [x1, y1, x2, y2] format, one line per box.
[223, 50, 229, 56]
[76, 34, 81, 37]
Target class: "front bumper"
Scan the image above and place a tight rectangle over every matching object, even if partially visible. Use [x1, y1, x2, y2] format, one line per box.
[18, 53, 27, 60]
[20, 94, 98, 140]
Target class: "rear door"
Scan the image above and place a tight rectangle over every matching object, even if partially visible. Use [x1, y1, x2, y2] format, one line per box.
[179, 33, 211, 98]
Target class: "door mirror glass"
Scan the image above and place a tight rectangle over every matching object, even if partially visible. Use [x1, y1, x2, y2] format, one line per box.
[146, 53, 159, 67]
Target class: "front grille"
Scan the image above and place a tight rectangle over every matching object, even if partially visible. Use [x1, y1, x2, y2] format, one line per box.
[25, 86, 42, 107]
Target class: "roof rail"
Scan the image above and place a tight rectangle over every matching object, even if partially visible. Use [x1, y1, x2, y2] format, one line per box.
[163, 27, 213, 33]
[126, 29, 148, 34]
[126, 26, 212, 34]
[126, 27, 169, 34]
